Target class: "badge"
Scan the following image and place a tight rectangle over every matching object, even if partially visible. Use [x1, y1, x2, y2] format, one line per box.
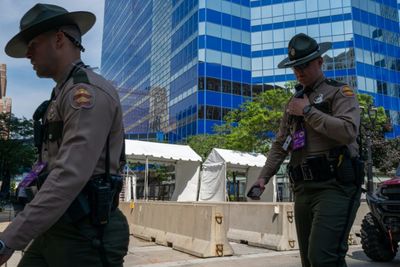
[340, 85, 354, 97]
[290, 47, 296, 57]
[70, 86, 95, 109]
[313, 94, 324, 104]
[47, 102, 56, 120]
[292, 129, 306, 150]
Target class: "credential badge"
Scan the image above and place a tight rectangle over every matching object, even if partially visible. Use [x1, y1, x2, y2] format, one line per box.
[313, 94, 324, 104]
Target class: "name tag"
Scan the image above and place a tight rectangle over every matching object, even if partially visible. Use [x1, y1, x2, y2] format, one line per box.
[292, 129, 306, 150]
[19, 161, 47, 188]
[282, 135, 292, 151]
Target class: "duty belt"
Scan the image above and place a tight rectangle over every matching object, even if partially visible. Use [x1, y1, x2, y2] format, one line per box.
[288, 155, 336, 183]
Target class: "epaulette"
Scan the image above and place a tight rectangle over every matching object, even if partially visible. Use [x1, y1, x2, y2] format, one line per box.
[72, 68, 90, 84]
[325, 78, 346, 87]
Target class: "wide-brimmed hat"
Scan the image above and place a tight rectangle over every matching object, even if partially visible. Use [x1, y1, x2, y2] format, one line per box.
[5, 3, 96, 58]
[277, 33, 332, 68]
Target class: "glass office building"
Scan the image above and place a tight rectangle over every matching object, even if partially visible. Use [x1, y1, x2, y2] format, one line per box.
[102, 0, 400, 141]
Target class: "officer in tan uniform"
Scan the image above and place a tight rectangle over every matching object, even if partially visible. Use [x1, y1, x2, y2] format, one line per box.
[1, 4, 129, 267]
[249, 33, 363, 267]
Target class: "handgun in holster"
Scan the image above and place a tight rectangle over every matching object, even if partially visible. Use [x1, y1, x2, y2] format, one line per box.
[87, 176, 113, 226]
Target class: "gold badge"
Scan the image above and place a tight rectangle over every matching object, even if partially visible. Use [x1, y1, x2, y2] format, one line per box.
[290, 48, 296, 57]
[340, 85, 355, 97]
[70, 86, 95, 109]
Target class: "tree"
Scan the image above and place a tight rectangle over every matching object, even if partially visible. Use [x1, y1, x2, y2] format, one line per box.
[356, 94, 398, 174]
[187, 134, 227, 160]
[215, 88, 292, 153]
[187, 89, 291, 155]
[0, 113, 36, 198]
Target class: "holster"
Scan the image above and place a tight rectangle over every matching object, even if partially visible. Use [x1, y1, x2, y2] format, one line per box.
[351, 157, 365, 186]
[64, 174, 123, 225]
[333, 147, 364, 186]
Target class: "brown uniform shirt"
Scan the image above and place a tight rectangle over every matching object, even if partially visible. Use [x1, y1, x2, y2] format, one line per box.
[259, 75, 360, 182]
[1, 61, 125, 250]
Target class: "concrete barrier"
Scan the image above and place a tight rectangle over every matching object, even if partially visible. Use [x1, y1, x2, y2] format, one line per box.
[190, 202, 369, 250]
[194, 202, 298, 251]
[120, 201, 233, 258]
[120, 201, 370, 254]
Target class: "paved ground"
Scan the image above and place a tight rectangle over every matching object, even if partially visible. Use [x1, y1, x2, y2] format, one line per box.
[5, 236, 400, 267]
[1, 205, 400, 267]
[122, 237, 400, 267]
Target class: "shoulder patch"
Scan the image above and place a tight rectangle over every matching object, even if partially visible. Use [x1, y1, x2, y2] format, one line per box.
[340, 85, 355, 97]
[70, 85, 95, 109]
[325, 79, 346, 87]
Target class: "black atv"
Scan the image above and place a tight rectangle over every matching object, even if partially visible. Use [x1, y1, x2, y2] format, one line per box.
[360, 165, 400, 262]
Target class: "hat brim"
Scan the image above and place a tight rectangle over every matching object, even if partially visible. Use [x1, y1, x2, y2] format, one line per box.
[5, 11, 96, 58]
[277, 42, 332, 69]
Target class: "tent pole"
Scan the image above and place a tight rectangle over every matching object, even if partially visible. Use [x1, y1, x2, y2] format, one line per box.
[145, 157, 149, 201]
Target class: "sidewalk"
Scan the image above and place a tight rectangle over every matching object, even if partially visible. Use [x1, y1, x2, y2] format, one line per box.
[1, 206, 400, 267]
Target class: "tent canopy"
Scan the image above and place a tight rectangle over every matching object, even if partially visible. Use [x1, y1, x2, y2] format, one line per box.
[125, 140, 202, 163]
[210, 148, 267, 171]
[124, 140, 201, 201]
[199, 148, 275, 202]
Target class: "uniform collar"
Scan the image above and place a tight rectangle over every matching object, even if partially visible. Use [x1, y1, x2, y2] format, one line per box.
[304, 75, 325, 94]
[53, 60, 84, 98]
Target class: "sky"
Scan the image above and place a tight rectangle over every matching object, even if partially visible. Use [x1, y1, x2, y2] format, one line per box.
[0, 0, 105, 118]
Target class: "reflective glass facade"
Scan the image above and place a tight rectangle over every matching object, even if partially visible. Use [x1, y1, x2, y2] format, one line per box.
[102, 0, 400, 141]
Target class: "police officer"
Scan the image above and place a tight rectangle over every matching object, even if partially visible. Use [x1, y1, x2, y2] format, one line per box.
[250, 33, 362, 267]
[0, 4, 129, 267]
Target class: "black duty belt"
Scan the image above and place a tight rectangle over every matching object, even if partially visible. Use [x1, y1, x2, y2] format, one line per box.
[288, 155, 336, 183]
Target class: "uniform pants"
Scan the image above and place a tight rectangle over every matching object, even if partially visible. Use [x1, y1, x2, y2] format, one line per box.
[18, 209, 130, 267]
[293, 179, 361, 267]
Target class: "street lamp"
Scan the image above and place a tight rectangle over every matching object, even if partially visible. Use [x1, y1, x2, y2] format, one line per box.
[360, 104, 377, 193]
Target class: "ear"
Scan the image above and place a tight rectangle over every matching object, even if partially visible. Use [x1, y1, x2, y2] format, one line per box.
[54, 31, 66, 49]
[318, 56, 324, 66]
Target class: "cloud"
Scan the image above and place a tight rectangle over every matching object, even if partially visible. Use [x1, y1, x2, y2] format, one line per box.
[0, 0, 105, 118]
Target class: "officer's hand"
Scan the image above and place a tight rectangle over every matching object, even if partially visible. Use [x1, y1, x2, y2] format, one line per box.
[287, 94, 310, 116]
[253, 177, 266, 190]
[0, 250, 14, 265]
[247, 178, 266, 200]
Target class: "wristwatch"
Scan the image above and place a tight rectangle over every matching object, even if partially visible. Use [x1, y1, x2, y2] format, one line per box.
[0, 240, 6, 254]
[302, 104, 312, 115]
[0, 240, 11, 255]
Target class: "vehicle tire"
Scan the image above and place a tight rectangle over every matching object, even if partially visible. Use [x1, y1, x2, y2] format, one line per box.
[360, 212, 398, 262]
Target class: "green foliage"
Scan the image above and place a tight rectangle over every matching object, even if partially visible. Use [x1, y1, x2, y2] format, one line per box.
[153, 165, 170, 182]
[357, 94, 388, 135]
[356, 94, 398, 174]
[215, 89, 292, 153]
[187, 89, 291, 155]
[187, 134, 227, 160]
[0, 113, 36, 183]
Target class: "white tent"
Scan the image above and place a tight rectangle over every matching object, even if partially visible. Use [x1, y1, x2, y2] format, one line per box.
[198, 148, 276, 202]
[124, 140, 202, 201]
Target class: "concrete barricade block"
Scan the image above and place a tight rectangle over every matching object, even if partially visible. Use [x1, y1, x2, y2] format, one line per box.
[120, 201, 233, 258]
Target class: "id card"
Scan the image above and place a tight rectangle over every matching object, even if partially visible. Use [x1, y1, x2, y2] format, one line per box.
[18, 161, 47, 188]
[282, 135, 292, 151]
[292, 129, 306, 150]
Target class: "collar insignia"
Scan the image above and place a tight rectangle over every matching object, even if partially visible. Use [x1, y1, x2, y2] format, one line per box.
[313, 94, 324, 104]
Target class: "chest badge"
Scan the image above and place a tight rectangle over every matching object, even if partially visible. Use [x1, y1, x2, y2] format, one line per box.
[47, 104, 56, 120]
[313, 94, 324, 104]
